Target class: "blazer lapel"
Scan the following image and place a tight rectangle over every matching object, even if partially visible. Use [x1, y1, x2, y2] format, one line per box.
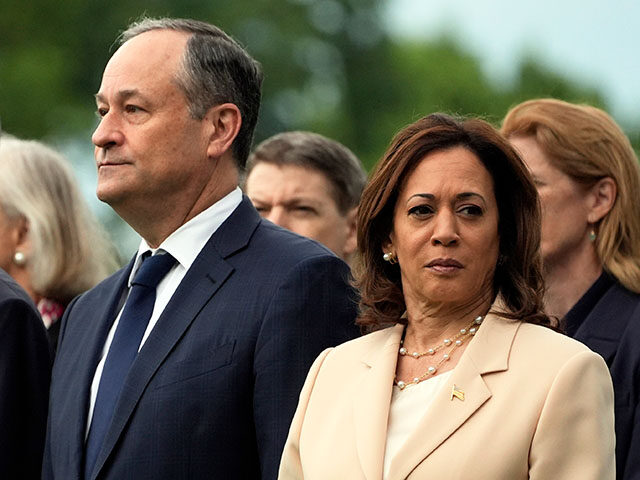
[353, 324, 404, 480]
[90, 197, 261, 479]
[389, 313, 520, 480]
[574, 281, 636, 364]
[59, 261, 131, 479]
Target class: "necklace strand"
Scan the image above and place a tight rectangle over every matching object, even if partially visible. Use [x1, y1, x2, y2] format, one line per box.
[395, 315, 483, 390]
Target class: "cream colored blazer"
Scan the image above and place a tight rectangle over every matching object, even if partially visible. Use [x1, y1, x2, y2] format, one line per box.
[279, 312, 615, 480]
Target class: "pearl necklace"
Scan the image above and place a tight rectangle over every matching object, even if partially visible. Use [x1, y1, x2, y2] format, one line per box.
[395, 315, 483, 390]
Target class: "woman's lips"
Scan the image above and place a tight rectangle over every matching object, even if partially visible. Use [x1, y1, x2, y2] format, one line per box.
[426, 258, 463, 273]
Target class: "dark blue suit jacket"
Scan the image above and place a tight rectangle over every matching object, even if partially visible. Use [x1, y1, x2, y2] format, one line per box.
[565, 272, 640, 480]
[43, 197, 359, 480]
[0, 269, 51, 479]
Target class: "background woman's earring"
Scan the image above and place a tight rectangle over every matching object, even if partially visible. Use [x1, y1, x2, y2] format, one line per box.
[589, 229, 597, 242]
[13, 251, 26, 266]
[383, 252, 397, 264]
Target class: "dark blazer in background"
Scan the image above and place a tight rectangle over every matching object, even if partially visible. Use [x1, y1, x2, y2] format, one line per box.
[0, 269, 51, 479]
[43, 197, 360, 480]
[565, 272, 640, 480]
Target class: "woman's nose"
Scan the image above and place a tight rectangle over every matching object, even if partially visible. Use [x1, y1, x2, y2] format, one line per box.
[430, 211, 459, 246]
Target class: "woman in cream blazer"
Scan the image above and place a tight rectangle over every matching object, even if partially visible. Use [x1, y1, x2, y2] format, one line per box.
[279, 309, 614, 479]
[279, 114, 615, 479]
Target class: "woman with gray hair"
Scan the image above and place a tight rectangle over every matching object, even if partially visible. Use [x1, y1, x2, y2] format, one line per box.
[0, 136, 119, 352]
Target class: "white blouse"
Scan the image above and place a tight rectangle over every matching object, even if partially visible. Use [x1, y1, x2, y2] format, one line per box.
[383, 370, 453, 479]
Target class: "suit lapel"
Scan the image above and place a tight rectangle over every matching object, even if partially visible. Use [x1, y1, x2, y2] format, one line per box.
[62, 261, 132, 479]
[353, 325, 404, 480]
[389, 313, 520, 480]
[574, 280, 636, 363]
[90, 196, 261, 479]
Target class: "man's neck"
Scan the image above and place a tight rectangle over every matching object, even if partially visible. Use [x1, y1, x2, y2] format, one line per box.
[117, 159, 239, 248]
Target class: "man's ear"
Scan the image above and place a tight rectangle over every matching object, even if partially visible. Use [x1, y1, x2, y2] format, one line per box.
[205, 103, 242, 159]
[587, 177, 616, 224]
[342, 207, 358, 257]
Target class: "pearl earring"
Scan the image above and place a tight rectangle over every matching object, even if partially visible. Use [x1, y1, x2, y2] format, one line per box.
[13, 251, 26, 266]
[383, 252, 397, 264]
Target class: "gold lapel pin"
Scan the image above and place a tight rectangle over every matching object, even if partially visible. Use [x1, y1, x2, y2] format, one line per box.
[450, 384, 465, 402]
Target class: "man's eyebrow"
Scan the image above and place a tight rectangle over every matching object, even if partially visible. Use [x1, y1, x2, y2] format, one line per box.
[284, 197, 323, 207]
[94, 89, 148, 104]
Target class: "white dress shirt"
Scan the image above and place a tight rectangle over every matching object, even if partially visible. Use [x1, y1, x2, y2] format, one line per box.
[86, 187, 243, 435]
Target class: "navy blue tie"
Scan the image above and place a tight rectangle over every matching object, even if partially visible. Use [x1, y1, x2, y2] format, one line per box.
[84, 251, 176, 479]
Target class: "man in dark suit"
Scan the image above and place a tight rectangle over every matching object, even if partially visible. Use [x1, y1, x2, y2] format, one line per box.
[43, 17, 359, 480]
[0, 269, 51, 479]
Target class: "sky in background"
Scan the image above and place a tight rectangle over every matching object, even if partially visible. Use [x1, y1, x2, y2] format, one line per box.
[385, 0, 640, 127]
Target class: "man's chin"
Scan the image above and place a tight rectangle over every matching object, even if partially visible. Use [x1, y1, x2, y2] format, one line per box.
[96, 186, 125, 207]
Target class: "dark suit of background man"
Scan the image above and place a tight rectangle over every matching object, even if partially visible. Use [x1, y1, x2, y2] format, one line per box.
[43, 17, 359, 480]
[0, 269, 51, 479]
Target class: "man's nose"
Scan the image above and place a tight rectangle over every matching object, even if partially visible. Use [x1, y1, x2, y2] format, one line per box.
[266, 208, 290, 229]
[92, 112, 124, 150]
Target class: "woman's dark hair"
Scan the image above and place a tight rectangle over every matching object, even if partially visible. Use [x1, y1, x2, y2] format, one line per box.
[355, 113, 552, 330]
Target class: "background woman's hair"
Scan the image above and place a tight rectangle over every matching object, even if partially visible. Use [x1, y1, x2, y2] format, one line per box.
[0, 137, 119, 303]
[355, 113, 551, 330]
[502, 98, 640, 293]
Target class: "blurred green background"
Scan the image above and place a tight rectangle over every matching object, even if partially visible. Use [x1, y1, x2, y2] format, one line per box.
[1, 0, 638, 261]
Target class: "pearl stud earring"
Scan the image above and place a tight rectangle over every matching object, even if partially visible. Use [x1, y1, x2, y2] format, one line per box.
[13, 251, 26, 266]
[383, 252, 397, 264]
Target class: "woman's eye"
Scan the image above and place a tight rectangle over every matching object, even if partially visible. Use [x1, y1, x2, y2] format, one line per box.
[408, 205, 433, 216]
[458, 205, 483, 216]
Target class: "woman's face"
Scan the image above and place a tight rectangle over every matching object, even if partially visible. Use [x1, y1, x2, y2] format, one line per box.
[510, 135, 591, 267]
[386, 146, 500, 309]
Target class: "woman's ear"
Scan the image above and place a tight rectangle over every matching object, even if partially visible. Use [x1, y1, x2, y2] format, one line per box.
[10, 215, 30, 252]
[6, 216, 31, 274]
[204, 103, 242, 160]
[382, 232, 395, 256]
[587, 177, 616, 224]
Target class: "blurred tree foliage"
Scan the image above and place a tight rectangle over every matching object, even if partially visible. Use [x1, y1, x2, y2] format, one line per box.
[1, 0, 638, 255]
[2, 0, 636, 168]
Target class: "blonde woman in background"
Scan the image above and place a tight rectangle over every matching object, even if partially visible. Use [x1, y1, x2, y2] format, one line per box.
[502, 98, 640, 480]
[0, 135, 119, 352]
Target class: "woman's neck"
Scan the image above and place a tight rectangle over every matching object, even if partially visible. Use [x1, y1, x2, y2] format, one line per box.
[543, 247, 603, 319]
[403, 295, 491, 352]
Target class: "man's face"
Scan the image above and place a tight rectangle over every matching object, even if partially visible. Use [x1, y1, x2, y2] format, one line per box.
[92, 29, 212, 216]
[245, 163, 357, 260]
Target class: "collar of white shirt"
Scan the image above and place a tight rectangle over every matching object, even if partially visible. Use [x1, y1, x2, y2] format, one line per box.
[129, 187, 243, 285]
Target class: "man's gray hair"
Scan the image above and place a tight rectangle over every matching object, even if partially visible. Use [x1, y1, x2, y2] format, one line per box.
[120, 17, 263, 169]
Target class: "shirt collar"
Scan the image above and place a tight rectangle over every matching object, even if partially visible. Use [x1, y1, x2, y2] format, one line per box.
[129, 187, 243, 286]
